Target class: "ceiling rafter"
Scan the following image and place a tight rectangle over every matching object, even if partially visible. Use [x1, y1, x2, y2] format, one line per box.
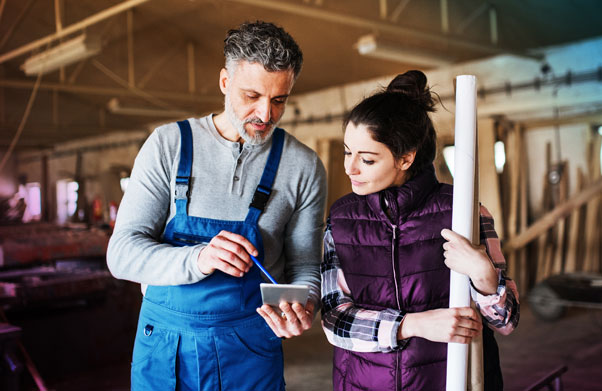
[0, 78, 221, 103]
[456, 2, 489, 34]
[226, 0, 540, 59]
[0, 0, 150, 65]
[390, 0, 411, 23]
[0, 0, 35, 51]
[91, 59, 183, 111]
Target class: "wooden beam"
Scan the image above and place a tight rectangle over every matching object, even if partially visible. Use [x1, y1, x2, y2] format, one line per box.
[0, 0, 6, 25]
[0, 0, 150, 64]
[503, 177, 602, 252]
[564, 168, 585, 273]
[187, 42, 196, 94]
[440, 0, 449, 34]
[456, 3, 489, 34]
[489, 6, 498, 45]
[0, 0, 34, 50]
[390, 0, 411, 23]
[0, 79, 221, 103]
[379, 0, 387, 19]
[522, 112, 602, 130]
[127, 9, 135, 88]
[478, 118, 504, 238]
[505, 124, 519, 279]
[0, 124, 143, 142]
[138, 42, 183, 89]
[54, 0, 63, 31]
[551, 162, 568, 274]
[226, 0, 537, 58]
[67, 16, 118, 85]
[583, 134, 602, 272]
[517, 125, 528, 292]
[92, 60, 179, 111]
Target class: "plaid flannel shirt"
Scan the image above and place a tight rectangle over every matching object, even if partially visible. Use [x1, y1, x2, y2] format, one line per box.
[321, 205, 520, 353]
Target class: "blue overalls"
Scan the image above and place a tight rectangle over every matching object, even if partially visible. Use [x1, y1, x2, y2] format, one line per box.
[131, 120, 286, 391]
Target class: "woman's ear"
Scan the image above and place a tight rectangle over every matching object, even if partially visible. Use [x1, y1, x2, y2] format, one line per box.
[398, 150, 416, 171]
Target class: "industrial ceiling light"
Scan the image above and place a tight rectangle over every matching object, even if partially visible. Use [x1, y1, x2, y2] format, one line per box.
[355, 34, 452, 68]
[21, 34, 101, 76]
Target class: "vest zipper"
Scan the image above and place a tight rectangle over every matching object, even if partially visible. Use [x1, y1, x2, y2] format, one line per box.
[391, 224, 401, 310]
[391, 223, 401, 391]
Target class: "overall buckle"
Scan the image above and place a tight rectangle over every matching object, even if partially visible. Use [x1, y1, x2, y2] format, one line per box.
[250, 185, 271, 211]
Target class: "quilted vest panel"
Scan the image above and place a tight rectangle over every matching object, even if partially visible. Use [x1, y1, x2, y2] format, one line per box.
[330, 174, 451, 390]
[329, 167, 502, 391]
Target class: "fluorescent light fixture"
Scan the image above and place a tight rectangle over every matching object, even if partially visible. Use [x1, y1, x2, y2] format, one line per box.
[355, 34, 452, 68]
[21, 34, 101, 76]
[107, 98, 192, 118]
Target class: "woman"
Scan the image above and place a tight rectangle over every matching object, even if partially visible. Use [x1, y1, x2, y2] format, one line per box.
[321, 70, 519, 391]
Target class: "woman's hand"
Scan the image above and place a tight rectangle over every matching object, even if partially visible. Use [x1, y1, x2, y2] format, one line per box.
[399, 307, 482, 344]
[441, 228, 498, 295]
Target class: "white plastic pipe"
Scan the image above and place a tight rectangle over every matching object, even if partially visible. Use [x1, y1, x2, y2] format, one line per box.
[446, 75, 478, 391]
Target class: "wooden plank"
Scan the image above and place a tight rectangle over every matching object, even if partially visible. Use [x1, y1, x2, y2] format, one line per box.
[564, 168, 585, 272]
[505, 123, 520, 280]
[551, 162, 568, 274]
[583, 134, 601, 271]
[539, 144, 554, 282]
[517, 125, 529, 292]
[583, 196, 600, 272]
[502, 177, 602, 252]
[478, 118, 504, 238]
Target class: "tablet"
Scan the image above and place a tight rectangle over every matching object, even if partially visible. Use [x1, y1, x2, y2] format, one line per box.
[260, 283, 310, 309]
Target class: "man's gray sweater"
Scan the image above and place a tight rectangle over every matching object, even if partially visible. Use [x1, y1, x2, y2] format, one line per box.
[107, 114, 327, 303]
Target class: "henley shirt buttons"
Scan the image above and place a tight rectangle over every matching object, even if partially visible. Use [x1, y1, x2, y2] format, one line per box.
[233, 176, 240, 181]
[237, 159, 242, 165]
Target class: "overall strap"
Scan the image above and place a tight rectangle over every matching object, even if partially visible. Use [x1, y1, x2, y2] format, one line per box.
[246, 128, 285, 225]
[174, 120, 193, 216]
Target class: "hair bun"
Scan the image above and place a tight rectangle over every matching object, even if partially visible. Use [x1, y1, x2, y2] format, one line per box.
[386, 70, 435, 112]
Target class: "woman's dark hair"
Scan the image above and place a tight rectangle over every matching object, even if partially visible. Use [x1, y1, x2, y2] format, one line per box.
[343, 70, 437, 178]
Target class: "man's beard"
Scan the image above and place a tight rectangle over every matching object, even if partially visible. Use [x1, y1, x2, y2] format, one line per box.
[225, 94, 277, 145]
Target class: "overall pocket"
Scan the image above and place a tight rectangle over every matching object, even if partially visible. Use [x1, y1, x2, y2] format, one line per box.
[214, 322, 284, 391]
[172, 232, 212, 246]
[131, 323, 179, 391]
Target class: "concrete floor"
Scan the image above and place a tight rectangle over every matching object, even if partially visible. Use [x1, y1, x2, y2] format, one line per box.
[8, 283, 602, 391]
[286, 305, 602, 391]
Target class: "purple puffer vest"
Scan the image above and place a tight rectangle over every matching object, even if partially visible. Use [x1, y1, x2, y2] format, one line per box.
[329, 166, 453, 391]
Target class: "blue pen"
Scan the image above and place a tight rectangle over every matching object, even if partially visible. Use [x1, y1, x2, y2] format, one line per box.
[249, 254, 278, 284]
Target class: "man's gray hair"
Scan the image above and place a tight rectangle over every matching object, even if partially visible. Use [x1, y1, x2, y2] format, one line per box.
[224, 21, 303, 79]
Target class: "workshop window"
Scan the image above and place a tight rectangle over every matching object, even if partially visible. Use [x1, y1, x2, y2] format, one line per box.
[442, 141, 506, 177]
[24, 182, 42, 221]
[56, 180, 79, 224]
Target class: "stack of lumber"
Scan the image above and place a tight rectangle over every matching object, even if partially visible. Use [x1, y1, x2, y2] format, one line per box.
[499, 121, 602, 293]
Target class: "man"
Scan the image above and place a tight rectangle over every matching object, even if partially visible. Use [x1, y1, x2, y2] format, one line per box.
[107, 21, 326, 391]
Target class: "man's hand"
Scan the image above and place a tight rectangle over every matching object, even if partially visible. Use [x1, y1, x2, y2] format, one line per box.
[257, 301, 315, 338]
[196, 230, 257, 277]
[399, 307, 482, 344]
